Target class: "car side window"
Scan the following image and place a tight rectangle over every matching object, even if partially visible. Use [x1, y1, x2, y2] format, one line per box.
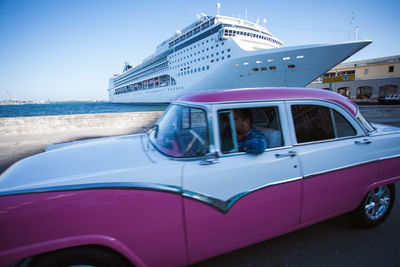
[333, 110, 356, 137]
[218, 106, 283, 154]
[291, 105, 356, 143]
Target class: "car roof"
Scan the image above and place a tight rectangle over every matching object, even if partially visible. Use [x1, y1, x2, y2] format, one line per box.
[176, 87, 358, 116]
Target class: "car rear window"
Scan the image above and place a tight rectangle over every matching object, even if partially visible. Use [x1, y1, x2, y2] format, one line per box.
[291, 105, 356, 143]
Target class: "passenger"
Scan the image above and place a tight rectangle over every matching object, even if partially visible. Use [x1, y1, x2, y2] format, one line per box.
[233, 109, 267, 154]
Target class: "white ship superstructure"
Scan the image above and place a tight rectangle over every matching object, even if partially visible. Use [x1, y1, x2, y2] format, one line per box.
[108, 14, 371, 103]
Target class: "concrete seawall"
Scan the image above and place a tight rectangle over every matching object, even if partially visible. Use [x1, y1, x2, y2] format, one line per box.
[1, 106, 399, 174]
[0, 111, 164, 173]
[0, 111, 164, 136]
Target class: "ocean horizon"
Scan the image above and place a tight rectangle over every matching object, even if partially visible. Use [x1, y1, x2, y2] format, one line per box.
[0, 102, 168, 118]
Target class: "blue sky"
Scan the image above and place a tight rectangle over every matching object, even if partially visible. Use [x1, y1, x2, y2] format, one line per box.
[0, 0, 399, 101]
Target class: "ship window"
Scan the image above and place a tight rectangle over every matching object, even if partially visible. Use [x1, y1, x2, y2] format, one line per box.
[198, 67, 201, 72]
[207, 65, 210, 70]
[243, 62, 249, 65]
[222, 51, 224, 54]
[389, 66, 394, 72]
[202, 66, 205, 71]
[211, 46, 214, 49]
[270, 66, 276, 70]
[267, 59, 274, 62]
[216, 52, 219, 55]
[283, 57, 290, 61]
[228, 55, 231, 58]
[261, 67, 267, 71]
[195, 69, 197, 72]
[288, 65, 296, 69]
[222, 57, 224, 60]
[296, 55, 304, 59]
[253, 68, 259, 71]
[211, 60, 214, 63]
[216, 59, 219, 62]
[227, 49, 231, 52]
[256, 60, 262, 64]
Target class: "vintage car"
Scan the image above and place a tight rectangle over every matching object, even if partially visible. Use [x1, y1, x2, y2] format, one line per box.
[0, 88, 399, 267]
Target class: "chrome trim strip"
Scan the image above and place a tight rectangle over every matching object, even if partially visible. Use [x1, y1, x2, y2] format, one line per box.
[304, 154, 400, 179]
[292, 135, 366, 147]
[182, 176, 302, 213]
[379, 153, 400, 161]
[370, 131, 400, 137]
[219, 146, 294, 158]
[0, 182, 181, 197]
[0, 176, 304, 214]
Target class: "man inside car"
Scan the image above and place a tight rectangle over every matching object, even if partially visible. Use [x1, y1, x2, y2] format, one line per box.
[233, 109, 267, 154]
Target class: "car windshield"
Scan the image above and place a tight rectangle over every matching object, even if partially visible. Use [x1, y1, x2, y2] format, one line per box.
[148, 104, 209, 158]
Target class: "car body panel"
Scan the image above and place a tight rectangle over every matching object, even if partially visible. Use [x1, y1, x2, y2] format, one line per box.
[0, 134, 182, 196]
[0, 190, 187, 267]
[183, 180, 302, 263]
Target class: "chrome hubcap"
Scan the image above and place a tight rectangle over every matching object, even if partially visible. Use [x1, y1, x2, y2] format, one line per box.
[364, 186, 391, 221]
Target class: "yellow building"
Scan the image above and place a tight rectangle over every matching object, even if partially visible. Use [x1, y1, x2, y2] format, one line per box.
[308, 55, 400, 102]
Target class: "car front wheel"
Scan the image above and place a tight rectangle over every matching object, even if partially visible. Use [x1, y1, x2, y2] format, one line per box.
[350, 185, 395, 228]
[28, 246, 132, 267]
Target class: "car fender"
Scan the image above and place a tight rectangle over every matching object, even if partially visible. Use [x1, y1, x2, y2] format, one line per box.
[0, 234, 145, 267]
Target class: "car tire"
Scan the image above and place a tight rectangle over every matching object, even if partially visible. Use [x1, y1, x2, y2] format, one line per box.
[28, 246, 133, 267]
[349, 184, 395, 228]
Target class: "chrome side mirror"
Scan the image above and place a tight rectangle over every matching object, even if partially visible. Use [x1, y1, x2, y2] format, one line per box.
[200, 145, 219, 165]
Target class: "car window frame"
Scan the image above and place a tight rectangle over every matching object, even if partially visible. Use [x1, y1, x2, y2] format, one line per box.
[213, 101, 291, 157]
[285, 100, 367, 146]
[149, 103, 212, 160]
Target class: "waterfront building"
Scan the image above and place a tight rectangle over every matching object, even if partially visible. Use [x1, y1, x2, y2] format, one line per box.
[307, 55, 400, 102]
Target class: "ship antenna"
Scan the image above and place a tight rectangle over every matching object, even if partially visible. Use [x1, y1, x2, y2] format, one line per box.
[263, 18, 267, 28]
[349, 12, 354, 40]
[355, 26, 359, 40]
[216, 3, 221, 15]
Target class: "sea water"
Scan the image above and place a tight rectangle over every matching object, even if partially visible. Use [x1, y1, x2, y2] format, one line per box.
[0, 102, 168, 118]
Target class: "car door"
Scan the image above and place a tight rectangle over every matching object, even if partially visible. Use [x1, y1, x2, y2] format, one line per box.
[286, 100, 378, 224]
[181, 102, 303, 263]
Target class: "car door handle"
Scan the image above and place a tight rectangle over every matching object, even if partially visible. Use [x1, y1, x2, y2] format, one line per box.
[355, 139, 372, 145]
[275, 150, 296, 158]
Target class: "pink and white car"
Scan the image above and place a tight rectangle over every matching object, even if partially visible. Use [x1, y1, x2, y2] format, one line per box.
[1, 88, 399, 267]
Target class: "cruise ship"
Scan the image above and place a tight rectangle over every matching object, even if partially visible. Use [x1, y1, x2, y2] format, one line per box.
[108, 14, 371, 103]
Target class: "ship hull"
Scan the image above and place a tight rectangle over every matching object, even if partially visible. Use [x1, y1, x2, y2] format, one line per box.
[109, 40, 371, 103]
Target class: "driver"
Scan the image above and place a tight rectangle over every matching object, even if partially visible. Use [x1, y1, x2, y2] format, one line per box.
[234, 109, 267, 154]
